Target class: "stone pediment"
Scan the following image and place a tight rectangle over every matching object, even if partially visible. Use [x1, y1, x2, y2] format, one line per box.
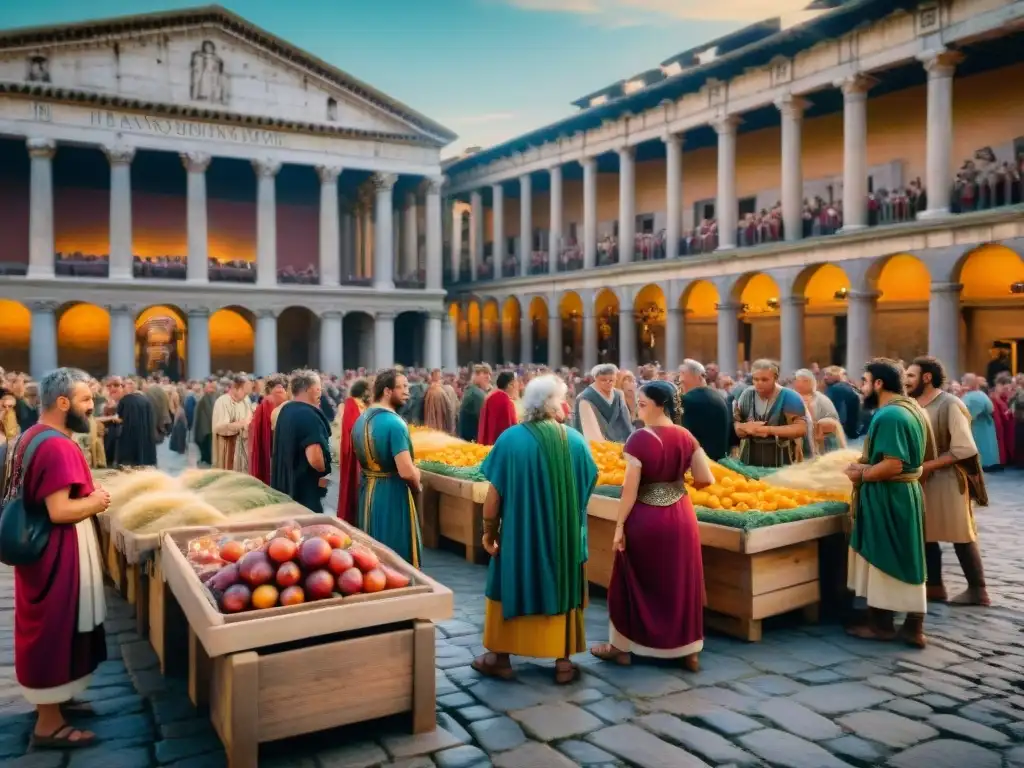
[0, 6, 455, 146]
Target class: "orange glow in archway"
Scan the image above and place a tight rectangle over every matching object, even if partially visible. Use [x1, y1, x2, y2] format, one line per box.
[739, 273, 781, 314]
[960, 244, 1024, 300]
[684, 281, 718, 318]
[877, 254, 930, 302]
[0, 300, 31, 371]
[804, 264, 851, 307]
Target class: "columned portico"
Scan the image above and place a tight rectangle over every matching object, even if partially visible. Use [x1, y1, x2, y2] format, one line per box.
[918, 50, 964, 220]
[519, 310, 532, 364]
[501, 317, 515, 365]
[105, 145, 135, 280]
[845, 290, 877, 378]
[253, 159, 281, 287]
[373, 174, 397, 291]
[317, 165, 342, 287]
[402, 191, 419, 279]
[375, 311, 395, 369]
[107, 304, 135, 375]
[187, 308, 211, 380]
[443, 311, 458, 371]
[519, 174, 532, 276]
[664, 307, 681, 372]
[617, 302, 636, 371]
[451, 202, 464, 280]
[27, 138, 56, 280]
[29, 301, 58, 381]
[582, 156, 597, 270]
[470, 190, 483, 280]
[549, 165, 563, 273]
[779, 296, 806, 376]
[714, 117, 740, 250]
[548, 308, 563, 369]
[928, 282, 963, 381]
[320, 310, 343, 374]
[664, 135, 682, 259]
[776, 94, 807, 243]
[716, 301, 740, 376]
[424, 178, 444, 291]
[425, 310, 443, 370]
[582, 302, 598, 372]
[617, 147, 635, 263]
[182, 152, 211, 283]
[491, 183, 504, 272]
[837, 75, 876, 232]
[254, 309, 277, 376]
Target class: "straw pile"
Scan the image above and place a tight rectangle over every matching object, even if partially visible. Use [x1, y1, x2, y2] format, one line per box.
[763, 449, 861, 498]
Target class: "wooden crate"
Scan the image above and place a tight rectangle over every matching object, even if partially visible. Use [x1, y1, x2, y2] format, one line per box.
[586, 494, 844, 642]
[160, 516, 453, 768]
[419, 471, 489, 564]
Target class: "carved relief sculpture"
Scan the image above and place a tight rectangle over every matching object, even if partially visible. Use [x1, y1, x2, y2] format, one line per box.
[27, 55, 50, 83]
[190, 40, 228, 104]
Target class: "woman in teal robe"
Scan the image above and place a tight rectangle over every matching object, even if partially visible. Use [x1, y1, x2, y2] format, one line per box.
[961, 388, 1000, 470]
[471, 375, 597, 685]
[352, 405, 422, 567]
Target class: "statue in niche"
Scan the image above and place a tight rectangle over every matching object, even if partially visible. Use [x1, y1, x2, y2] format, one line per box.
[327, 97, 338, 121]
[27, 55, 50, 83]
[190, 40, 227, 104]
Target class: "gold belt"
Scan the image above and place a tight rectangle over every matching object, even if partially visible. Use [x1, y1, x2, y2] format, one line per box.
[636, 481, 687, 507]
[363, 469, 398, 479]
[888, 470, 923, 482]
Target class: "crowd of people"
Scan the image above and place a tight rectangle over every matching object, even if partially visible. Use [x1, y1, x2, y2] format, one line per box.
[1, 351, 1022, 749]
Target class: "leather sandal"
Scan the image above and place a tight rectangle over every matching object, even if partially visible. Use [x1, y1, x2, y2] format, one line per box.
[471, 652, 515, 681]
[30, 725, 96, 750]
[590, 644, 631, 666]
[554, 659, 580, 685]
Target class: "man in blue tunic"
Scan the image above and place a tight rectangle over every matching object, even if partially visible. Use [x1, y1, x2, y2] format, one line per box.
[733, 359, 808, 467]
[352, 369, 423, 567]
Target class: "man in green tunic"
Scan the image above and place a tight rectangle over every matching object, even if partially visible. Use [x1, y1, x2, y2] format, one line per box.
[352, 369, 423, 567]
[845, 358, 929, 648]
[471, 374, 597, 685]
[457, 364, 492, 442]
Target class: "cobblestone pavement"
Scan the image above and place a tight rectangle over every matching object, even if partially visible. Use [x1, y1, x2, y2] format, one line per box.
[2, 467, 1023, 767]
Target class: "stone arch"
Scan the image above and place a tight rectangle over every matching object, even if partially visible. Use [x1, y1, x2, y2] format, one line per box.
[395, 311, 425, 368]
[277, 307, 319, 373]
[559, 291, 584, 369]
[732, 273, 781, 364]
[57, 302, 110, 376]
[0, 299, 30, 373]
[956, 243, 1024, 376]
[481, 298, 501, 365]
[871, 253, 931, 303]
[464, 299, 483, 363]
[210, 306, 254, 374]
[869, 253, 931, 364]
[136, 305, 186, 379]
[343, 311, 374, 370]
[528, 296, 549, 365]
[956, 243, 1024, 299]
[633, 284, 666, 365]
[594, 288, 620, 366]
[792, 263, 851, 367]
[678, 280, 718, 365]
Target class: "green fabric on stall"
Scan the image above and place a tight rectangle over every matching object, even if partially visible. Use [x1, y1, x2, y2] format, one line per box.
[717, 457, 779, 480]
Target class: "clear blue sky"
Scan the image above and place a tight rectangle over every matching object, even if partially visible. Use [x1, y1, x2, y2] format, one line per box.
[3, 1, 807, 155]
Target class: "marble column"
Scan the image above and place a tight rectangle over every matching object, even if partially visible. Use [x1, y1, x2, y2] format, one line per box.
[253, 159, 281, 287]
[425, 310, 443, 369]
[360, 195, 375, 279]
[618, 307, 636, 370]
[501, 317, 515, 365]
[319, 310, 344, 374]
[583, 308, 598, 372]
[664, 134, 682, 259]
[714, 117, 740, 250]
[104, 145, 135, 280]
[375, 311, 395, 369]
[316, 165, 342, 287]
[182, 152, 211, 283]
[519, 174, 532, 276]
[254, 309, 277, 376]
[716, 302, 740, 377]
[107, 304, 135, 376]
[340, 206, 354, 281]
[837, 75, 875, 231]
[519, 312, 533, 364]
[928, 282, 963, 381]
[424, 177, 444, 291]
[845, 290, 877, 378]
[27, 138, 56, 280]
[470, 190, 483, 280]
[582, 156, 597, 270]
[29, 300, 58, 381]
[187, 308, 211, 381]
[402, 191, 419, 279]
[491, 183, 504, 274]
[548, 311, 563, 369]
[779, 296, 807, 376]
[549, 165, 563, 273]
[776, 94, 808, 242]
[919, 51, 963, 219]
[664, 307, 681, 372]
[450, 204, 464, 281]
[617, 147, 635, 263]
[373, 173, 397, 290]
[443, 312, 458, 371]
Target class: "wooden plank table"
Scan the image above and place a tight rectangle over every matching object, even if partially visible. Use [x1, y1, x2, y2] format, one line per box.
[419, 470, 489, 564]
[588, 494, 845, 642]
[161, 515, 454, 768]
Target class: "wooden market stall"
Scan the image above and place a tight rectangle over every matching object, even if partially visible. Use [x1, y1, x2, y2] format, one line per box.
[419, 469, 488, 564]
[160, 515, 453, 768]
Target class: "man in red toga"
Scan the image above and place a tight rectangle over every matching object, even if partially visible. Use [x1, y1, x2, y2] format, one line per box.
[248, 374, 289, 485]
[337, 378, 370, 524]
[478, 371, 520, 446]
[6, 368, 111, 749]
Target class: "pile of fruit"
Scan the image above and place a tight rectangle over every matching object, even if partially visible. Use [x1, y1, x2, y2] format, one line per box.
[591, 441, 626, 487]
[187, 520, 412, 614]
[409, 428, 492, 466]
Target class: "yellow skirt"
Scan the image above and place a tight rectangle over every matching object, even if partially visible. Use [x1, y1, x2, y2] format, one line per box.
[483, 598, 586, 659]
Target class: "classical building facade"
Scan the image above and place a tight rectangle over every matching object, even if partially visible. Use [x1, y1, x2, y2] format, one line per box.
[0, 6, 457, 380]
[442, 0, 1024, 380]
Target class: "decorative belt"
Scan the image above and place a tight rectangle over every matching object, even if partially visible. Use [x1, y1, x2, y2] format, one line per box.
[889, 470, 923, 483]
[636, 481, 687, 507]
[362, 469, 398, 479]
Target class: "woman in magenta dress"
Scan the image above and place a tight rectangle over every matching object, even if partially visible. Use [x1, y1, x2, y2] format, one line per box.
[591, 381, 714, 671]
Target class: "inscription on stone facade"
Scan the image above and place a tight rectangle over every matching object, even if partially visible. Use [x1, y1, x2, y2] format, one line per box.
[87, 110, 284, 146]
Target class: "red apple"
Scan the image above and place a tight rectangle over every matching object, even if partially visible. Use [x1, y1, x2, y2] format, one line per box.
[305, 569, 335, 600]
[363, 568, 386, 593]
[280, 586, 305, 606]
[220, 584, 251, 613]
[327, 548, 355, 576]
[218, 540, 246, 563]
[382, 565, 411, 589]
[350, 546, 380, 573]
[273, 521, 303, 542]
[323, 531, 352, 550]
[238, 551, 274, 587]
[337, 567, 364, 595]
[299, 537, 332, 570]
[275, 561, 301, 588]
[252, 584, 279, 610]
[267, 537, 298, 564]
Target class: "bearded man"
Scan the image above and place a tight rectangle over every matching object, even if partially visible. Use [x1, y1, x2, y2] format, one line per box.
[5, 368, 110, 750]
[906, 357, 990, 607]
[478, 371, 519, 446]
[572, 364, 633, 443]
[248, 375, 288, 485]
[733, 359, 808, 468]
[272, 371, 332, 512]
[423, 369, 456, 433]
[352, 369, 423, 566]
[211, 375, 253, 471]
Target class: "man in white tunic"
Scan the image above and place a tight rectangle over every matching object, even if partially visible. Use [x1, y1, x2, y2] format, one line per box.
[211, 375, 254, 472]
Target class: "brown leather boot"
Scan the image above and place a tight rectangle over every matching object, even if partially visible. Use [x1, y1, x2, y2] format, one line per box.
[898, 613, 927, 648]
[845, 608, 896, 641]
[950, 542, 991, 606]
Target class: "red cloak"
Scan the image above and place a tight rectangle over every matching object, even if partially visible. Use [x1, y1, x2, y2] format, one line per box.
[248, 398, 275, 485]
[337, 397, 364, 524]
[477, 390, 518, 446]
[991, 392, 1015, 465]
